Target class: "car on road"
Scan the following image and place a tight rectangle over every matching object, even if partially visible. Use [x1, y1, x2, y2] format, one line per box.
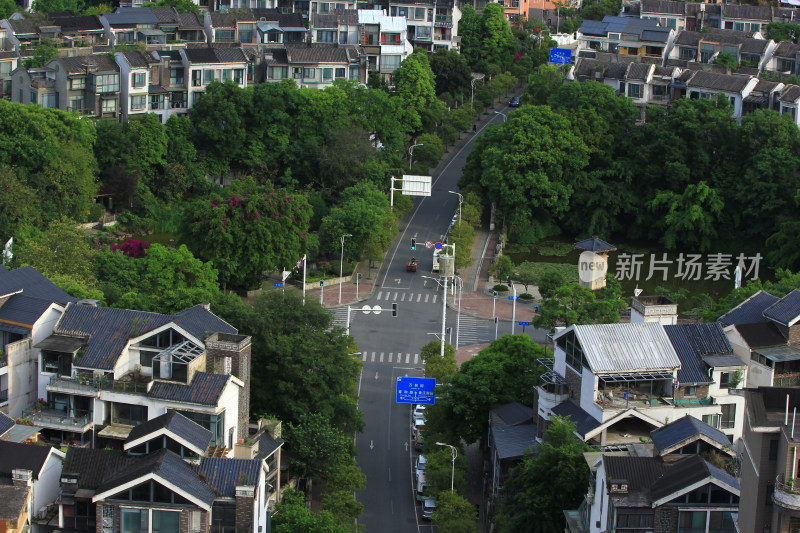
[416, 472, 427, 502]
[509, 96, 520, 107]
[412, 417, 425, 436]
[422, 498, 437, 520]
[415, 454, 427, 479]
[413, 405, 426, 419]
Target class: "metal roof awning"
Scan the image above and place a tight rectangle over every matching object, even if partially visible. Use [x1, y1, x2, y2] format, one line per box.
[281, 26, 307, 32]
[744, 94, 769, 105]
[258, 22, 281, 31]
[137, 28, 166, 36]
[598, 371, 674, 383]
[0, 322, 30, 335]
[148, 85, 168, 94]
[34, 334, 85, 352]
[755, 344, 800, 363]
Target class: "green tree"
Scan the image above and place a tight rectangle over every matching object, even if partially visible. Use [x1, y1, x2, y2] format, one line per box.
[411, 133, 444, 169]
[514, 261, 538, 293]
[534, 280, 624, 330]
[22, 39, 59, 68]
[420, 341, 458, 381]
[480, 3, 516, 69]
[766, 22, 800, 43]
[0, 166, 40, 243]
[321, 461, 366, 527]
[581, 0, 621, 21]
[143, 0, 199, 13]
[181, 177, 311, 289]
[392, 51, 445, 133]
[488, 255, 514, 281]
[429, 48, 472, 98]
[649, 181, 724, 252]
[318, 181, 391, 261]
[0, 0, 20, 19]
[538, 270, 565, 300]
[526, 64, 565, 105]
[272, 488, 351, 533]
[432, 491, 478, 533]
[424, 445, 468, 497]
[32, 0, 83, 11]
[285, 412, 353, 481]
[714, 51, 738, 71]
[497, 416, 590, 533]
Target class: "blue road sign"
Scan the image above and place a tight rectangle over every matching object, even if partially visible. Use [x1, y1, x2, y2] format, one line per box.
[274, 283, 283, 287]
[396, 376, 436, 405]
[519, 321, 531, 326]
[508, 295, 519, 300]
[549, 48, 572, 65]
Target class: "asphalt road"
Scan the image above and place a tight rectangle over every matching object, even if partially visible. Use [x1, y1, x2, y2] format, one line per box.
[352, 107, 513, 532]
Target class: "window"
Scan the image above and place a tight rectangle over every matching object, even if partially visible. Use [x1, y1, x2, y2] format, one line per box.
[102, 98, 117, 113]
[678, 510, 706, 533]
[702, 413, 720, 429]
[233, 69, 244, 84]
[221, 69, 232, 82]
[416, 25, 431, 39]
[121, 509, 148, 533]
[190, 511, 201, 533]
[607, 32, 620, 41]
[322, 68, 333, 81]
[679, 47, 697, 61]
[303, 67, 315, 79]
[700, 43, 715, 63]
[628, 83, 642, 98]
[317, 30, 336, 43]
[40, 92, 56, 108]
[152, 510, 180, 533]
[719, 371, 740, 389]
[779, 58, 795, 73]
[381, 32, 401, 45]
[112, 402, 146, 426]
[266, 29, 281, 43]
[130, 94, 147, 111]
[723, 45, 739, 57]
[238, 23, 255, 43]
[349, 66, 359, 81]
[69, 95, 84, 112]
[414, 7, 426, 19]
[0, 61, 10, 75]
[734, 21, 744, 31]
[269, 66, 287, 79]
[684, 385, 698, 396]
[215, 29, 235, 41]
[132, 72, 146, 88]
[203, 69, 215, 84]
[616, 512, 654, 529]
[91, 73, 120, 93]
[210, 505, 236, 533]
[339, 25, 350, 44]
[173, 409, 225, 447]
[382, 55, 401, 71]
[70, 77, 85, 90]
[292, 67, 302, 79]
[150, 94, 165, 110]
[783, 106, 797, 121]
[751, 23, 761, 33]
[770, 438, 779, 460]
[169, 67, 184, 85]
[335, 67, 345, 79]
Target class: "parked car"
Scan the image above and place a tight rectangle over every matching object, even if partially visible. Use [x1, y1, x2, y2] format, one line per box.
[415, 454, 427, 479]
[416, 472, 427, 502]
[413, 405, 426, 419]
[412, 417, 425, 436]
[509, 96, 520, 107]
[422, 497, 437, 520]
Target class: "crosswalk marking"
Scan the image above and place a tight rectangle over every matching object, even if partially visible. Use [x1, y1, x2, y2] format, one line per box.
[401, 293, 406, 302]
[384, 292, 390, 301]
[379, 352, 383, 362]
[362, 352, 367, 361]
[405, 353, 410, 363]
[432, 295, 437, 303]
[416, 294, 421, 302]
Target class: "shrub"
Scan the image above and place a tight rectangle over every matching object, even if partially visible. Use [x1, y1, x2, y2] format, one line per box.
[493, 284, 509, 292]
[520, 293, 534, 300]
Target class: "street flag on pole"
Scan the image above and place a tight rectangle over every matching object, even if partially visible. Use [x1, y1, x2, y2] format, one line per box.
[2, 237, 12, 265]
[295, 254, 306, 270]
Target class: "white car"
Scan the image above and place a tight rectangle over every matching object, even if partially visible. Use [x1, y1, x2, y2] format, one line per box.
[412, 417, 425, 436]
[413, 405, 426, 419]
[415, 454, 427, 479]
[422, 497, 437, 520]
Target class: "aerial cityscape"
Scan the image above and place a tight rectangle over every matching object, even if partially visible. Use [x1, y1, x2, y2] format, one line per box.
[1, 0, 800, 530]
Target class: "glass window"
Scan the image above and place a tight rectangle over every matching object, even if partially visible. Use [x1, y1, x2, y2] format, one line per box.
[131, 94, 147, 111]
[70, 77, 85, 90]
[751, 23, 761, 32]
[191, 70, 202, 87]
[303, 67, 315, 79]
[215, 29, 235, 40]
[382, 55, 401, 70]
[684, 385, 697, 397]
[317, 30, 336, 43]
[702, 414, 720, 429]
[102, 98, 117, 113]
[779, 58, 795, 73]
[234, 69, 244, 84]
[91, 74, 120, 93]
[203, 69, 215, 84]
[269, 66, 287, 79]
[238, 23, 255, 43]
[417, 25, 431, 39]
[40, 92, 56, 108]
[678, 510, 706, 533]
[322, 68, 333, 81]
[132, 72, 146, 87]
[266, 29, 281, 43]
[770, 439, 779, 460]
[174, 409, 225, 447]
[628, 83, 642, 98]
[723, 45, 738, 57]
[221, 69, 232, 82]
[210, 505, 236, 533]
[335, 67, 345, 79]
[349, 66, 359, 81]
[169, 67, 184, 85]
[121, 508, 148, 533]
[734, 22, 744, 31]
[415, 7, 425, 19]
[69, 96, 84, 112]
[382, 32, 400, 44]
[152, 509, 180, 532]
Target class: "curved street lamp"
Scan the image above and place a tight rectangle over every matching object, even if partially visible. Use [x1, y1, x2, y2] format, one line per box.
[435, 442, 458, 492]
[339, 234, 352, 304]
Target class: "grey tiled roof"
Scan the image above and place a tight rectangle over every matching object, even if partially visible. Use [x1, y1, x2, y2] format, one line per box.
[50, 14, 103, 32]
[0, 486, 29, 521]
[0, 266, 75, 305]
[209, 7, 283, 26]
[0, 441, 55, 478]
[722, 4, 771, 22]
[605, 62, 629, 80]
[702, 354, 746, 367]
[196, 457, 262, 496]
[718, 290, 779, 325]
[775, 41, 800, 58]
[640, 0, 684, 15]
[650, 415, 730, 454]
[58, 53, 119, 73]
[735, 322, 787, 348]
[781, 84, 800, 103]
[0, 412, 14, 438]
[675, 28, 751, 47]
[573, 236, 616, 252]
[664, 323, 731, 385]
[103, 7, 159, 25]
[184, 47, 249, 64]
[604, 455, 666, 492]
[686, 71, 752, 93]
[62, 447, 140, 489]
[650, 455, 738, 502]
[0, 294, 54, 328]
[172, 304, 237, 342]
[741, 39, 768, 55]
[284, 44, 360, 63]
[125, 411, 212, 452]
[753, 79, 781, 93]
[491, 423, 537, 460]
[764, 289, 800, 326]
[627, 62, 652, 81]
[121, 51, 151, 68]
[580, 16, 670, 42]
[149, 372, 230, 406]
[176, 12, 204, 29]
[490, 402, 534, 427]
[551, 401, 600, 437]
[256, 432, 284, 459]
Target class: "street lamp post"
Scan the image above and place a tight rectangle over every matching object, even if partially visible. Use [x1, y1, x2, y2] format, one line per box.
[508, 276, 517, 335]
[453, 275, 463, 350]
[435, 442, 458, 492]
[448, 190, 463, 229]
[339, 233, 352, 304]
[471, 77, 478, 106]
[422, 275, 448, 358]
[409, 143, 423, 169]
[494, 111, 507, 123]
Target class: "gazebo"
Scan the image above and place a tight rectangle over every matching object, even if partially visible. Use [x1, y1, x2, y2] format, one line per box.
[574, 236, 616, 290]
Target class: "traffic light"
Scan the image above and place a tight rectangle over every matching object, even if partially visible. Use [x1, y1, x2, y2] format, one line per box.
[411, 238, 416, 250]
[492, 290, 497, 298]
[392, 303, 398, 317]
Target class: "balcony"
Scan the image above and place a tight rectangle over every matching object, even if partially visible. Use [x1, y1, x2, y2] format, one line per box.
[46, 375, 99, 396]
[774, 475, 800, 511]
[21, 408, 93, 432]
[100, 376, 151, 395]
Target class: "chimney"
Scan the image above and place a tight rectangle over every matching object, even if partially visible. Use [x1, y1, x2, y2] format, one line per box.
[205, 333, 252, 444]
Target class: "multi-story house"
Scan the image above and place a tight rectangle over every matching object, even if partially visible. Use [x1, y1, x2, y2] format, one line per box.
[768, 41, 800, 76]
[536, 298, 747, 450]
[309, 9, 360, 45]
[578, 15, 675, 63]
[150, 8, 205, 44]
[254, 12, 308, 45]
[101, 8, 166, 47]
[0, 441, 65, 526]
[0, 23, 17, 96]
[205, 8, 305, 46]
[487, 402, 535, 497]
[388, 0, 460, 50]
[779, 84, 800, 127]
[9, 66, 58, 109]
[263, 44, 363, 87]
[740, 386, 800, 533]
[684, 70, 759, 121]
[0, 266, 76, 418]
[358, 9, 411, 79]
[723, 289, 800, 388]
[30, 301, 251, 450]
[742, 78, 784, 115]
[181, 47, 250, 106]
[114, 51, 152, 120]
[720, 4, 771, 34]
[46, 13, 109, 54]
[148, 49, 188, 120]
[666, 29, 775, 71]
[57, 412, 276, 533]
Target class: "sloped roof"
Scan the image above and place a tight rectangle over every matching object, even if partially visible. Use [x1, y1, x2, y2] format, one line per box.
[491, 424, 537, 461]
[0, 412, 14, 439]
[551, 401, 600, 437]
[176, 12, 204, 29]
[686, 70, 752, 93]
[172, 304, 237, 343]
[675, 28, 751, 47]
[256, 431, 284, 459]
[0, 441, 56, 479]
[702, 354, 745, 367]
[580, 16, 669, 42]
[764, 289, 800, 326]
[718, 290, 779, 326]
[120, 51, 151, 68]
[641, 0, 684, 15]
[781, 84, 800, 103]
[284, 44, 359, 63]
[573, 236, 616, 252]
[149, 372, 230, 406]
[627, 62, 652, 81]
[604, 455, 666, 492]
[125, 411, 212, 453]
[0, 266, 75, 305]
[62, 447, 140, 489]
[490, 402, 534, 427]
[58, 53, 119, 73]
[196, 457, 262, 496]
[650, 455, 739, 503]
[209, 7, 284, 26]
[183, 47, 249, 64]
[775, 41, 800, 58]
[50, 14, 103, 32]
[311, 9, 358, 28]
[0, 486, 29, 521]
[104, 7, 159, 25]
[735, 321, 788, 348]
[664, 323, 732, 384]
[650, 415, 730, 454]
[722, 3, 771, 21]
[565, 323, 681, 374]
[0, 294, 54, 328]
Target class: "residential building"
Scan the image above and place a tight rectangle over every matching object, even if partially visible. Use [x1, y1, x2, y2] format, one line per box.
[769, 41, 800, 76]
[487, 402, 536, 497]
[723, 289, 800, 388]
[309, 9, 360, 45]
[101, 8, 166, 46]
[205, 8, 305, 45]
[262, 44, 362, 87]
[0, 23, 17, 97]
[578, 15, 675, 63]
[0, 266, 76, 418]
[46, 13, 109, 51]
[742, 78, 784, 115]
[41, 53, 121, 116]
[150, 7, 206, 44]
[358, 9, 411, 79]
[666, 29, 775, 71]
[720, 4, 771, 34]
[780, 84, 800, 127]
[0, 441, 65, 525]
[10, 66, 58, 108]
[181, 47, 250, 106]
[536, 309, 746, 450]
[739, 386, 800, 533]
[387, 0, 460, 50]
[683, 69, 759, 121]
[114, 51, 153, 120]
[148, 49, 189, 121]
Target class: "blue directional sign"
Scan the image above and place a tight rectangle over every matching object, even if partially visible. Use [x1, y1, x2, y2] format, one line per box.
[549, 48, 572, 65]
[396, 376, 436, 405]
[519, 321, 531, 326]
[274, 283, 283, 287]
[508, 295, 519, 300]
